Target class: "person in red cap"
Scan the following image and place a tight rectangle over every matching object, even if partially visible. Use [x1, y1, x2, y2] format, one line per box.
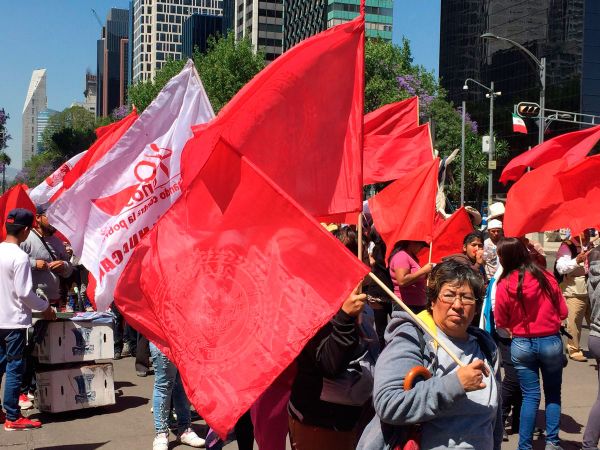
[0, 208, 55, 430]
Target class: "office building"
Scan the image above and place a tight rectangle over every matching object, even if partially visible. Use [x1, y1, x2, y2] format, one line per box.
[284, 0, 393, 51]
[97, 8, 129, 117]
[439, 0, 600, 188]
[440, 0, 600, 136]
[84, 73, 98, 114]
[131, 0, 223, 83]
[182, 13, 223, 58]
[22, 69, 47, 163]
[235, 0, 284, 61]
[36, 108, 59, 153]
[222, 0, 234, 35]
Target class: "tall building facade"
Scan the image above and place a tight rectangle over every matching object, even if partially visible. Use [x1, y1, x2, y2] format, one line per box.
[182, 14, 223, 57]
[439, 0, 600, 188]
[284, 0, 393, 51]
[22, 69, 47, 163]
[131, 0, 223, 83]
[84, 73, 98, 115]
[97, 8, 129, 117]
[36, 108, 59, 153]
[222, 0, 235, 35]
[439, 0, 600, 146]
[235, 0, 284, 61]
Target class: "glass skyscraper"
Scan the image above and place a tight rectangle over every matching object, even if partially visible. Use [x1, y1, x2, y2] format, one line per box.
[439, 0, 600, 175]
[284, 0, 393, 51]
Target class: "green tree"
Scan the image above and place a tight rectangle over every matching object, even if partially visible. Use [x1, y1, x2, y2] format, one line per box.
[128, 33, 265, 113]
[364, 38, 508, 206]
[41, 106, 98, 156]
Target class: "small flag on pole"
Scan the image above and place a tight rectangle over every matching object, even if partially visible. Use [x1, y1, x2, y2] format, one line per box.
[512, 113, 527, 134]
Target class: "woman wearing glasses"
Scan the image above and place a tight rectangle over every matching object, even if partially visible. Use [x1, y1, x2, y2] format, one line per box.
[358, 260, 502, 450]
[495, 238, 568, 450]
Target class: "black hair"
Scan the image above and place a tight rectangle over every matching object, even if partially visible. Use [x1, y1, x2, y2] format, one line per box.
[334, 226, 358, 254]
[497, 237, 557, 309]
[463, 231, 484, 246]
[5, 223, 27, 237]
[426, 259, 485, 313]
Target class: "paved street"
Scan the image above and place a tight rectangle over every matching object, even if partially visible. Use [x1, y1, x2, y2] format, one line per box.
[0, 327, 596, 450]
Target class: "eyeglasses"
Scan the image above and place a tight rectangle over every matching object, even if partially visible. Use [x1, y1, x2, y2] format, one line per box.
[438, 292, 477, 306]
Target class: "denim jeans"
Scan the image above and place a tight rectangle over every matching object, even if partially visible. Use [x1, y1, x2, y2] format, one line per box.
[0, 329, 26, 421]
[512, 334, 564, 450]
[149, 342, 191, 434]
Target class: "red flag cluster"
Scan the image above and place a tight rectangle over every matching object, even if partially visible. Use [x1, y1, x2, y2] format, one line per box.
[363, 97, 434, 185]
[116, 139, 369, 437]
[503, 124, 600, 236]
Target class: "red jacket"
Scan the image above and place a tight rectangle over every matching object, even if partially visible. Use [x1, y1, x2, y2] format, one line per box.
[495, 269, 568, 337]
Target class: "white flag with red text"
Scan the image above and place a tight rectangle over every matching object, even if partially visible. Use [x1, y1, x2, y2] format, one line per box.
[29, 151, 87, 205]
[47, 60, 214, 311]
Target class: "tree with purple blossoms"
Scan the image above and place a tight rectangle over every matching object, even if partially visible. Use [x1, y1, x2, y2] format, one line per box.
[364, 39, 508, 206]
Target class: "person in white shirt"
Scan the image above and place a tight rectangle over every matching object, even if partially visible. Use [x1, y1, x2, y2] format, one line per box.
[483, 219, 503, 280]
[555, 230, 592, 362]
[0, 208, 55, 431]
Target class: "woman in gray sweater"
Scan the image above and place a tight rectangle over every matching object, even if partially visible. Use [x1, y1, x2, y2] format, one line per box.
[583, 247, 600, 450]
[358, 260, 502, 450]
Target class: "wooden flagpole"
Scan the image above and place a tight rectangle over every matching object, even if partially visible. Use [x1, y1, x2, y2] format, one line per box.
[368, 272, 465, 367]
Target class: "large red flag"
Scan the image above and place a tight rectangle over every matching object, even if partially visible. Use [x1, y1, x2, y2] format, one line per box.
[179, 16, 365, 218]
[114, 139, 369, 437]
[368, 158, 439, 261]
[416, 207, 474, 263]
[503, 156, 600, 237]
[0, 185, 36, 240]
[59, 109, 138, 192]
[363, 123, 434, 184]
[500, 124, 600, 184]
[364, 97, 419, 136]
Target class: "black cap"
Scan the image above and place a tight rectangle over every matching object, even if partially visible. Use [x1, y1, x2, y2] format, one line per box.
[36, 204, 48, 215]
[6, 208, 34, 228]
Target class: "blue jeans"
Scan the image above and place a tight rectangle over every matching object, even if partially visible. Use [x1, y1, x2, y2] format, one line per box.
[0, 329, 26, 421]
[149, 342, 191, 434]
[512, 334, 564, 450]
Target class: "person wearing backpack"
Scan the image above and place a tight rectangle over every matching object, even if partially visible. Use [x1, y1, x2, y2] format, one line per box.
[495, 238, 568, 450]
[358, 260, 502, 450]
[555, 230, 592, 362]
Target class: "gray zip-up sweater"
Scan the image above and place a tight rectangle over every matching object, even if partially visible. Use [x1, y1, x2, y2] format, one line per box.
[358, 312, 502, 450]
[21, 231, 73, 300]
[587, 259, 600, 338]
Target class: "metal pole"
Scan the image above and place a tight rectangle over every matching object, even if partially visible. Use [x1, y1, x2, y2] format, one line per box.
[488, 81, 494, 207]
[461, 99, 466, 206]
[538, 57, 546, 145]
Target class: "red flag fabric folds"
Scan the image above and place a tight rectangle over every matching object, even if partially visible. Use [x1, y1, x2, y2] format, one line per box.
[364, 97, 419, 136]
[500, 124, 600, 184]
[114, 138, 369, 437]
[0, 185, 36, 240]
[363, 123, 434, 184]
[504, 155, 600, 237]
[417, 207, 474, 263]
[60, 109, 138, 192]
[368, 158, 439, 261]
[180, 16, 365, 218]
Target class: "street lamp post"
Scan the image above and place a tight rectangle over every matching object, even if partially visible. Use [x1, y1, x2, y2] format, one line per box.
[481, 33, 546, 145]
[460, 98, 466, 206]
[463, 78, 501, 207]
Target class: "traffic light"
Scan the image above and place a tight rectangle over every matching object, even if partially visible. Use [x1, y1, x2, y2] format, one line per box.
[517, 102, 541, 118]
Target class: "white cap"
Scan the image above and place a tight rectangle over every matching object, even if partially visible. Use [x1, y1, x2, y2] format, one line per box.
[488, 219, 503, 230]
[488, 202, 505, 220]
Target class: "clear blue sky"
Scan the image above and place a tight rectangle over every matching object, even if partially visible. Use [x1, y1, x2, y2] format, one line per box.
[0, 1, 440, 170]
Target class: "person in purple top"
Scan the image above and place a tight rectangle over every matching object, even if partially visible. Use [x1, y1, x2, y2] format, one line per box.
[388, 240, 433, 313]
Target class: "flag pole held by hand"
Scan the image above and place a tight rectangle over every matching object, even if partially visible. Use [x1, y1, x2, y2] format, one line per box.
[368, 272, 465, 367]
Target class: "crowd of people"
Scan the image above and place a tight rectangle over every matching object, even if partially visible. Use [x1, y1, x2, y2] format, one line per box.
[0, 200, 599, 450]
